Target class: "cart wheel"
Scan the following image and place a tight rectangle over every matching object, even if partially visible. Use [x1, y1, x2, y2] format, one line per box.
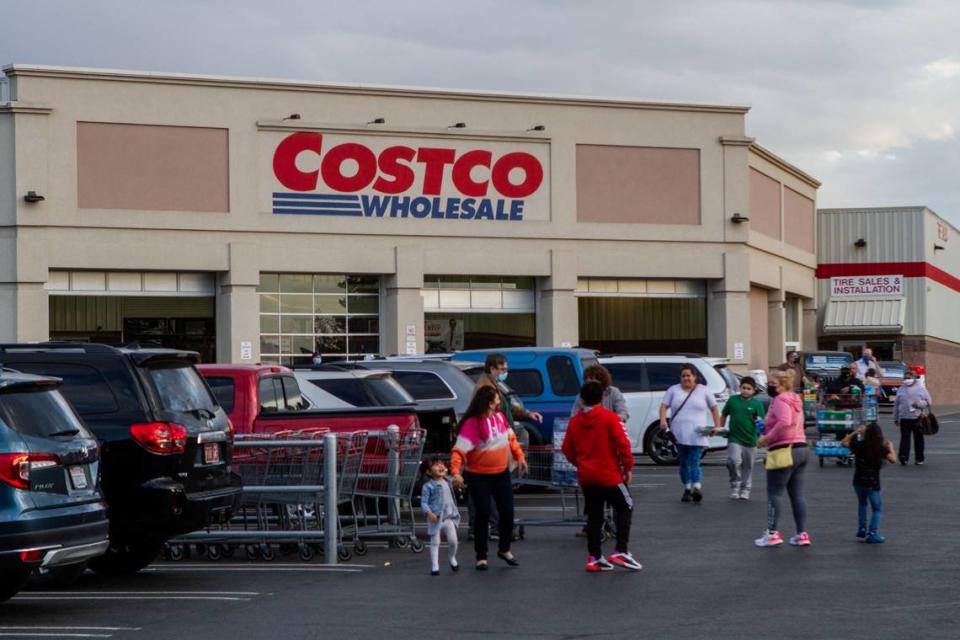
[207, 545, 223, 561]
[518, 525, 525, 540]
[195, 543, 208, 557]
[245, 545, 259, 561]
[354, 541, 368, 556]
[221, 545, 235, 559]
[259, 545, 276, 562]
[393, 537, 411, 549]
[337, 546, 352, 562]
[410, 538, 425, 553]
[819, 456, 824, 467]
[298, 544, 315, 562]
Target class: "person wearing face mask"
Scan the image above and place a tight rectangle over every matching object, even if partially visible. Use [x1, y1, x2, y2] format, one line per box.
[776, 351, 806, 393]
[893, 370, 933, 466]
[855, 348, 885, 380]
[824, 366, 864, 406]
[474, 353, 544, 429]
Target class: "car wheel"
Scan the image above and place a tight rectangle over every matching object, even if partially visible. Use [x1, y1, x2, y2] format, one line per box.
[89, 540, 163, 576]
[29, 563, 88, 588]
[644, 425, 678, 465]
[0, 568, 29, 603]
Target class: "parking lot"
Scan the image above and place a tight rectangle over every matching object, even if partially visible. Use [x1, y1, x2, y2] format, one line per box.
[3, 411, 958, 640]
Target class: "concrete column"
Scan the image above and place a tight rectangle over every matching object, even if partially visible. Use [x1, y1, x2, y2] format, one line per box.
[217, 243, 261, 363]
[537, 249, 578, 347]
[382, 245, 424, 355]
[767, 288, 787, 366]
[801, 297, 818, 350]
[0, 230, 49, 343]
[707, 251, 751, 370]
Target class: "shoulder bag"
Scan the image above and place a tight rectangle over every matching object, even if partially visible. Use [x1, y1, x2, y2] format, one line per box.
[920, 411, 939, 436]
[764, 400, 803, 470]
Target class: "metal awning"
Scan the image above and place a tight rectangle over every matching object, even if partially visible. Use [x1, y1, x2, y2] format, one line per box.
[823, 298, 905, 334]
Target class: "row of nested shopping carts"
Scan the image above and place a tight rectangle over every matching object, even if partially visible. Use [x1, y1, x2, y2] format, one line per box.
[164, 426, 427, 563]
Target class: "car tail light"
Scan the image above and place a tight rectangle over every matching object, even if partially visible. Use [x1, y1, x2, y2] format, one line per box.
[909, 364, 926, 376]
[0, 453, 61, 490]
[130, 422, 188, 454]
[20, 548, 46, 563]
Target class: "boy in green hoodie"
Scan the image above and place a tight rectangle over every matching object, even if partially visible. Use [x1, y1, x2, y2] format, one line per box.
[721, 376, 766, 500]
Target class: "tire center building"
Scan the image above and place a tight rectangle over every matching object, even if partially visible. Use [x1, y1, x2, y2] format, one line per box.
[1, 65, 818, 371]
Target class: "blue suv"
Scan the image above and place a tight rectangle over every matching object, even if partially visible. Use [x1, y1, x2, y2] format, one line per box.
[453, 348, 598, 443]
[0, 370, 109, 602]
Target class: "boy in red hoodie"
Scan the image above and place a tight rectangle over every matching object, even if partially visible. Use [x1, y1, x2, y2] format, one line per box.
[562, 381, 642, 572]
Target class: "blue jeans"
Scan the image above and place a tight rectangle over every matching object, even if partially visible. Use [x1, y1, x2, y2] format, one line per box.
[676, 444, 704, 486]
[855, 485, 883, 533]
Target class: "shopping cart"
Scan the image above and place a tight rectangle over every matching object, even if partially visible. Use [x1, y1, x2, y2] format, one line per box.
[814, 390, 874, 467]
[164, 428, 367, 563]
[348, 426, 427, 554]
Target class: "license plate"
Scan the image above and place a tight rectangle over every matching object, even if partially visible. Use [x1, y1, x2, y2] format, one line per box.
[69, 466, 88, 490]
[203, 442, 221, 464]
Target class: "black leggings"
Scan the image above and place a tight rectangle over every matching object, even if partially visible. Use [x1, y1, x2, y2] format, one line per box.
[766, 445, 808, 533]
[898, 419, 925, 463]
[464, 470, 514, 560]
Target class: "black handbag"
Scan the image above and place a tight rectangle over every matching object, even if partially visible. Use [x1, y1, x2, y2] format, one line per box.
[920, 412, 939, 436]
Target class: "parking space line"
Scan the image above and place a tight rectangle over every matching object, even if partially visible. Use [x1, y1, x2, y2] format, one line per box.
[0, 634, 113, 638]
[152, 563, 374, 568]
[147, 567, 364, 573]
[21, 591, 257, 596]
[0, 629, 139, 632]
[13, 596, 253, 601]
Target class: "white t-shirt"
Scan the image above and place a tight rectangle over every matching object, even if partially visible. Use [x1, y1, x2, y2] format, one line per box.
[661, 384, 717, 447]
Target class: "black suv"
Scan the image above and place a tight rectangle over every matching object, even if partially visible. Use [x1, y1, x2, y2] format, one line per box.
[0, 343, 241, 574]
[0, 370, 109, 601]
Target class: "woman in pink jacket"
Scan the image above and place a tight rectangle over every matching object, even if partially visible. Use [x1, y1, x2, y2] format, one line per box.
[754, 369, 811, 548]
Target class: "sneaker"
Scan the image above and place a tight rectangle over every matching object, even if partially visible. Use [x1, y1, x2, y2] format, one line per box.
[730, 489, 740, 500]
[789, 532, 812, 547]
[692, 488, 703, 503]
[754, 530, 783, 547]
[608, 551, 642, 571]
[681, 490, 692, 503]
[739, 490, 751, 501]
[865, 533, 886, 544]
[915, 461, 925, 466]
[585, 556, 615, 572]
[489, 532, 500, 541]
[856, 528, 867, 539]
[899, 459, 907, 466]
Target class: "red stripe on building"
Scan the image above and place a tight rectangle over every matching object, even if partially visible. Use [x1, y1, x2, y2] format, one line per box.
[816, 261, 960, 293]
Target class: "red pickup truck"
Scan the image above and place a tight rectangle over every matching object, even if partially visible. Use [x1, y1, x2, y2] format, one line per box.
[197, 365, 453, 454]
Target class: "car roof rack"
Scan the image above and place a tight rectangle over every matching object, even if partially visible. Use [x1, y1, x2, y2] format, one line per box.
[0, 341, 119, 354]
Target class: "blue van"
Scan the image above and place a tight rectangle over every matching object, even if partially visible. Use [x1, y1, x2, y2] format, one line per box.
[453, 348, 598, 443]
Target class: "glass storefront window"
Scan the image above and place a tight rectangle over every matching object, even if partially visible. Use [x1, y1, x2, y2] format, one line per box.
[259, 273, 381, 364]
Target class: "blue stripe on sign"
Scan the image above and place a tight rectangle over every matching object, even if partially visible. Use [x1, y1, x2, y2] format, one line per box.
[272, 192, 360, 201]
[273, 200, 360, 209]
[273, 208, 363, 216]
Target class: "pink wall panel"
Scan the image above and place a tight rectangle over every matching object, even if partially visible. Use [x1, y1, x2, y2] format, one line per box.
[77, 122, 229, 212]
[576, 145, 700, 224]
[783, 186, 815, 253]
[749, 167, 781, 239]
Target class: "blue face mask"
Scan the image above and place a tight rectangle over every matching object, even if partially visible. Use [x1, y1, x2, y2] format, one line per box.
[862, 355, 870, 363]
[497, 372, 508, 382]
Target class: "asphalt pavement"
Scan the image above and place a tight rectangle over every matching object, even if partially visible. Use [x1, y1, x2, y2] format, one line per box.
[4, 410, 959, 640]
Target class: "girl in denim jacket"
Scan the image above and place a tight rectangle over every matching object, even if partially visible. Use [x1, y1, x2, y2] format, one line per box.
[421, 457, 461, 575]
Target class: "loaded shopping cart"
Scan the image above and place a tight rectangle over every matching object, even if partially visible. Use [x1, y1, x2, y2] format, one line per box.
[814, 389, 878, 467]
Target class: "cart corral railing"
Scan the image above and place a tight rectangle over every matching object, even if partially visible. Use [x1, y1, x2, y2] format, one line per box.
[166, 425, 425, 565]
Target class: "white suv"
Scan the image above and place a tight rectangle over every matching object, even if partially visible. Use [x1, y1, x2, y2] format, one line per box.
[598, 355, 730, 464]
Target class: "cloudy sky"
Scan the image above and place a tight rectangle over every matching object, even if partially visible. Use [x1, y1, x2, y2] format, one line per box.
[4, 0, 959, 225]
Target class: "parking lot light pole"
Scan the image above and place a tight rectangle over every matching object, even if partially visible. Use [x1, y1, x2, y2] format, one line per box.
[324, 433, 338, 565]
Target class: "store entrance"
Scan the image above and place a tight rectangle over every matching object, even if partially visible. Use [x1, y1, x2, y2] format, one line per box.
[837, 340, 898, 361]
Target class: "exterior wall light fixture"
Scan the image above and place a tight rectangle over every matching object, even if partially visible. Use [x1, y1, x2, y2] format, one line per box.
[730, 213, 749, 223]
[854, 238, 867, 248]
[283, 113, 301, 120]
[367, 118, 386, 124]
[934, 244, 946, 251]
[23, 191, 45, 203]
[527, 125, 546, 131]
[448, 122, 466, 129]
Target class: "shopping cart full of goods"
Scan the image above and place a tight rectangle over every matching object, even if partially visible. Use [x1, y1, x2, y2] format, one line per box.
[815, 389, 878, 467]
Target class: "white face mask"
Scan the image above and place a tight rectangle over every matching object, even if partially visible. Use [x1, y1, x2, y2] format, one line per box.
[903, 378, 916, 386]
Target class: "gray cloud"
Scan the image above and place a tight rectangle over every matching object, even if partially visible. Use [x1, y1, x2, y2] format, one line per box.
[3, 0, 959, 225]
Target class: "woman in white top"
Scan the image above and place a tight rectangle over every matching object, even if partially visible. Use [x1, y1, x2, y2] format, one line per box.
[659, 365, 723, 503]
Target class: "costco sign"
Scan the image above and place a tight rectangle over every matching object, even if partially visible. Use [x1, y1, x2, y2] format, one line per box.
[268, 132, 549, 221]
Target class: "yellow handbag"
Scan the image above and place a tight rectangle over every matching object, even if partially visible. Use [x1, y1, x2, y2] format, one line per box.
[765, 445, 794, 470]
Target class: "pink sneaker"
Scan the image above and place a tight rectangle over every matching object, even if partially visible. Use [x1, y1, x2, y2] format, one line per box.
[789, 532, 812, 546]
[754, 530, 783, 547]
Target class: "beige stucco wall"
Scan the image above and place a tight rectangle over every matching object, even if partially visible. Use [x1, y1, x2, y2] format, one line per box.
[0, 66, 818, 364]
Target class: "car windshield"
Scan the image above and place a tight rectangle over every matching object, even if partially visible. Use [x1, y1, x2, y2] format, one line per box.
[0, 387, 91, 438]
[145, 363, 217, 413]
